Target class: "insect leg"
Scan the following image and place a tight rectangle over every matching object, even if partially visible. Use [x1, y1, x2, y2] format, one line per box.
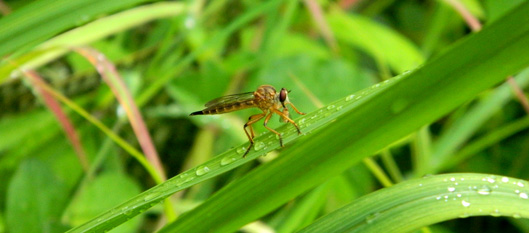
[279, 107, 289, 123]
[263, 112, 283, 147]
[288, 102, 305, 115]
[271, 108, 302, 135]
[243, 112, 266, 157]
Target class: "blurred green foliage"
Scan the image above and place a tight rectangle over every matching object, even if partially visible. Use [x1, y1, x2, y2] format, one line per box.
[1, 0, 529, 232]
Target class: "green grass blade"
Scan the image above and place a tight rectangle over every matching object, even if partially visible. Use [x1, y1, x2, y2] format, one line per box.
[0, 0, 152, 58]
[158, 2, 529, 232]
[0, 2, 185, 81]
[66, 65, 392, 233]
[299, 173, 529, 233]
[67, 2, 529, 231]
[430, 68, 529, 172]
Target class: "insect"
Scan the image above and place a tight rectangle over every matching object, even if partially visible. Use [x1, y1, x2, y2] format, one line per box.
[190, 85, 305, 157]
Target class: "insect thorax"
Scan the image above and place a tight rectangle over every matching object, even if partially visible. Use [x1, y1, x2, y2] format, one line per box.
[254, 85, 280, 110]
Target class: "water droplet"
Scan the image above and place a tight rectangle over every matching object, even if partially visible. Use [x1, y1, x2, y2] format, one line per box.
[221, 156, 236, 166]
[184, 176, 195, 183]
[345, 95, 355, 101]
[450, 177, 456, 182]
[176, 173, 195, 185]
[195, 166, 210, 176]
[461, 200, 471, 207]
[448, 187, 456, 192]
[491, 209, 501, 217]
[327, 105, 335, 110]
[236, 147, 247, 154]
[144, 192, 158, 201]
[365, 212, 380, 224]
[513, 213, 522, 219]
[519, 192, 528, 199]
[485, 176, 496, 183]
[476, 186, 491, 195]
[298, 118, 306, 125]
[501, 177, 509, 183]
[336, 106, 343, 111]
[517, 182, 525, 187]
[122, 206, 133, 215]
[254, 141, 266, 151]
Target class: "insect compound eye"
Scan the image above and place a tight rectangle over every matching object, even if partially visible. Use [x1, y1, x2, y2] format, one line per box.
[279, 88, 288, 103]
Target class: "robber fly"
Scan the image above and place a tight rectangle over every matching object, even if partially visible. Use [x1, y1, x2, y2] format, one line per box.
[190, 85, 305, 157]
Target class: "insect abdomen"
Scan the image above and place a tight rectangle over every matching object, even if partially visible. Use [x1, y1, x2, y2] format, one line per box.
[190, 100, 254, 116]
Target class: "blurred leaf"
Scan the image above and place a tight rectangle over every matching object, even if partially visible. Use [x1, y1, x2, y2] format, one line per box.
[484, 0, 525, 21]
[254, 55, 373, 113]
[0, 0, 153, 57]
[37, 129, 85, 189]
[511, 218, 529, 232]
[276, 184, 330, 233]
[0, 110, 58, 153]
[6, 159, 69, 233]
[326, 165, 375, 212]
[328, 9, 424, 74]
[430, 68, 529, 173]
[63, 172, 142, 233]
[2, 0, 529, 232]
[275, 33, 332, 59]
[0, 2, 185, 82]
[459, 0, 485, 19]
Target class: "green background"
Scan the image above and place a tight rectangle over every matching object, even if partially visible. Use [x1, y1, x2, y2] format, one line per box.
[1, 0, 529, 232]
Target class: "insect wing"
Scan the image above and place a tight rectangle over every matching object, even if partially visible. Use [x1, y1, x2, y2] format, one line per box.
[204, 92, 255, 108]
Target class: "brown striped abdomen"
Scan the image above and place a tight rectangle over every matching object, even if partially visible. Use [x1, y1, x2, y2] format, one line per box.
[190, 100, 255, 116]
